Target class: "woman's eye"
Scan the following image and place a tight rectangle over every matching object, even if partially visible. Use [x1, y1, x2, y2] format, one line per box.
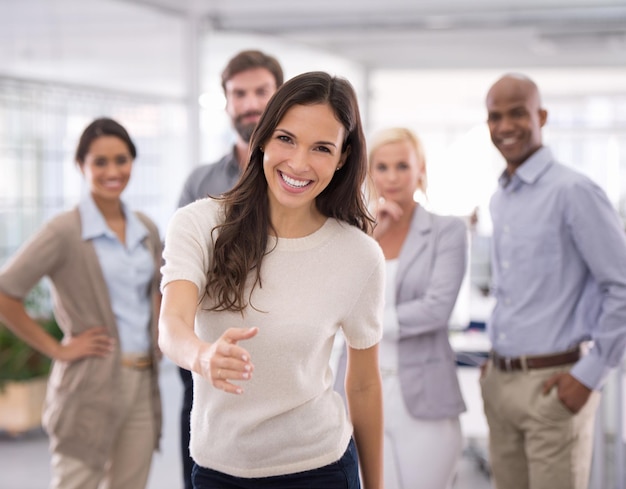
[316, 146, 331, 154]
[115, 156, 129, 165]
[94, 158, 108, 167]
[277, 135, 291, 143]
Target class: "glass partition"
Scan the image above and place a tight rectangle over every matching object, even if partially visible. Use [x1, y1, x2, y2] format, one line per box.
[0, 77, 187, 264]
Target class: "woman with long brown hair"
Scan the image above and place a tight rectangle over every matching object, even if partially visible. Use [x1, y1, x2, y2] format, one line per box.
[159, 71, 384, 489]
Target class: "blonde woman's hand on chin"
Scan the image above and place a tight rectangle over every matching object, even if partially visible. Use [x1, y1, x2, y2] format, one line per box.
[200, 327, 258, 394]
[372, 197, 403, 241]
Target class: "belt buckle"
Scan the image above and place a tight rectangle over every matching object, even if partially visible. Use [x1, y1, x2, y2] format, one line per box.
[135, 358, 151, 369]
[504, 356, 513, 372]
[122, 355, 152, 370]
[491, 351, 514, 372]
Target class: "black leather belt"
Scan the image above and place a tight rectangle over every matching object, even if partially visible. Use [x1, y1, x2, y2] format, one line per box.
[491, 347, 581, 372]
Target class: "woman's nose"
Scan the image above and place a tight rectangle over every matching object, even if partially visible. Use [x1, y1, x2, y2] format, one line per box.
[287, 148, 309, 173]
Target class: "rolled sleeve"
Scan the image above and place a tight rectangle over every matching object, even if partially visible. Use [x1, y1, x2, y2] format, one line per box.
[566, 179, 626, 389]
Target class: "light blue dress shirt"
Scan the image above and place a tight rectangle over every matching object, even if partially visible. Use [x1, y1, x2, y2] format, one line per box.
[79, 193, 154, 354]
[489, 146, 626, 389]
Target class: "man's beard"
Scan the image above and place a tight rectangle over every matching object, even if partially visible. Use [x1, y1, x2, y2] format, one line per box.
[234, 112, 262, 143]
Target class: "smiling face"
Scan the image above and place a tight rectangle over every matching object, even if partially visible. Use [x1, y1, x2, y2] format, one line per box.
[225, 67, 278, 143]
[80, 135, 133, 203]
[486, 75, 547, 170]
[262, 103, 346, 221]
[370, 138, 424, 209]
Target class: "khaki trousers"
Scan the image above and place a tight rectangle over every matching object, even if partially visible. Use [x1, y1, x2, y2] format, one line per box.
[50, 366, 155, 489]
[480, 360, 600, 489]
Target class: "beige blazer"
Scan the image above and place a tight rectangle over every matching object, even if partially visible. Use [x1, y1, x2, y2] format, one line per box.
[0, 208, 162, 470]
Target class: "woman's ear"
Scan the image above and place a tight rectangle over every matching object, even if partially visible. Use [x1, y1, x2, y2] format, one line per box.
[337, 145, 351, 171]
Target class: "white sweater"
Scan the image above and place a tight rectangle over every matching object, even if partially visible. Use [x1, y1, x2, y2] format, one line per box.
[161, 198, 384, 478]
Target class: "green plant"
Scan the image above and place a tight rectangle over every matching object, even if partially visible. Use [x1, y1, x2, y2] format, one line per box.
[0, 282, 62, 390]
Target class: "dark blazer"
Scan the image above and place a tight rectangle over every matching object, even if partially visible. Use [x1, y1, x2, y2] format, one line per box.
[335, 206, 467, 419]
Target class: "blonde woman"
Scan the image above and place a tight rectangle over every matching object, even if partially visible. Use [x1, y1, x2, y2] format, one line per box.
[337, 127, 467, 489]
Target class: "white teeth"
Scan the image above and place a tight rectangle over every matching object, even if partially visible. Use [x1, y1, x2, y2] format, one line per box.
[281, 172, 310, 188]
[501, 137, 517, 145]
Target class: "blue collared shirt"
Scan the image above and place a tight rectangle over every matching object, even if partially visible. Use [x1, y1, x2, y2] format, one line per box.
[79, 193, 154, 354]
[489, 146, 626, 389]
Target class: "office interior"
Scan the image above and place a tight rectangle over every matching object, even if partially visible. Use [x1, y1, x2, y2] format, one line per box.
[1, 0, 625, 488]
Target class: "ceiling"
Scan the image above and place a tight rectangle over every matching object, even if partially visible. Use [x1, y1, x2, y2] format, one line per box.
[126, 0, 626, 70]
[1, 0, 624, 98]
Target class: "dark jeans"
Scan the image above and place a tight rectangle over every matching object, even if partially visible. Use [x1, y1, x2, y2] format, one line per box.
[179, 366, 194, 489]
[192, 438, 361, 489]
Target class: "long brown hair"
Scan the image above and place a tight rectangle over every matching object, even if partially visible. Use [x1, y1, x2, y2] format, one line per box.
[206, 71, 372, 312]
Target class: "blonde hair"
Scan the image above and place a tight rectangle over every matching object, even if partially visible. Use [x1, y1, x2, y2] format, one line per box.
[368, 127, 428, 194]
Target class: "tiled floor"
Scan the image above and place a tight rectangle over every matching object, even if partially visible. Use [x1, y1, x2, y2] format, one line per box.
[0, 361, 492, 489]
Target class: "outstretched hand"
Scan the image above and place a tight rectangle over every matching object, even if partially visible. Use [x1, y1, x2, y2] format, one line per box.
[542, 372, 591, 414]
[58, 326, 115, 362]
[200, 327, 258, 394]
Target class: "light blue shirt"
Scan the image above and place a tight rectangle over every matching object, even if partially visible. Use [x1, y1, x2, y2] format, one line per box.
[79, 193, 154, 354]
[489, 146, 626, 389]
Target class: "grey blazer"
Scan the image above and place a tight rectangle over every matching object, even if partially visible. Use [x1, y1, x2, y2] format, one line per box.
[395, 206, 467, 418]
[335, 206, 467, 419]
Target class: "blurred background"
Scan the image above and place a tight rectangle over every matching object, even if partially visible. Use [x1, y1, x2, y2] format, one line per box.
[2, 0, 625, 247]
[0, 0, 625, 487]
